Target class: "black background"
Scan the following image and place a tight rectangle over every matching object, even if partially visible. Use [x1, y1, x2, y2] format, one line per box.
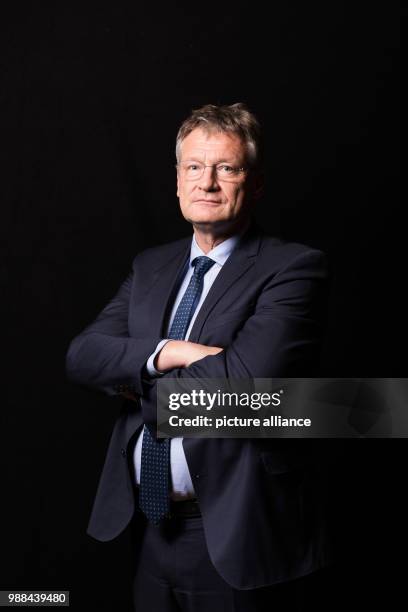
[2, 2, 406, 610]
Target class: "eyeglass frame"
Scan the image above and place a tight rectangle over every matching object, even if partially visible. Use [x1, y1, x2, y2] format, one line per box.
[175, 160, 248, 181]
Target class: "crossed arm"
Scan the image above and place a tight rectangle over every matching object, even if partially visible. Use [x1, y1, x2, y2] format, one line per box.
[66, 248, 328, 400]
[65, 251, 229, 397]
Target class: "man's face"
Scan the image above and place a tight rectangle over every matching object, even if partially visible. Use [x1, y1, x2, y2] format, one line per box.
[177, 128, 261, 232]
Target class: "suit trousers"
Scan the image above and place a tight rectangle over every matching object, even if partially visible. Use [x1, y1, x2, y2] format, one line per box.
[130, 511, 308, 612]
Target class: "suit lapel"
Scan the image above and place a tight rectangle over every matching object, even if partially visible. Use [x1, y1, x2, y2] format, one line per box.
[146, 238, 191, 337]
[187, 224, 262, 343]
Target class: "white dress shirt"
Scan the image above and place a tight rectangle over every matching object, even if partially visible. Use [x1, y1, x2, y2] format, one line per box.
[133, 233, 240, 500]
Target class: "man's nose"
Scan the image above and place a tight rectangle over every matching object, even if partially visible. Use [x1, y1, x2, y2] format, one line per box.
[198, 166, 219, 191]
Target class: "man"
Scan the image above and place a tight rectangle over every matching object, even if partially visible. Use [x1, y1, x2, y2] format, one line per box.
[66, 103, 331, 611]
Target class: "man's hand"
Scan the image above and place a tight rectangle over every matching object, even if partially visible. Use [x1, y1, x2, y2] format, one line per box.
[119, 342, 223, 400]
[155, 340, 223, 372]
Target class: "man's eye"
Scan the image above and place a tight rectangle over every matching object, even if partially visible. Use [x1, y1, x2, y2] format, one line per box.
[187, 164, 200, 170]
[219, 165, 234, 173]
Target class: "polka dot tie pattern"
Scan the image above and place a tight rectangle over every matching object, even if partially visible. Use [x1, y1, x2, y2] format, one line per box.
[139, 256, 216, 524]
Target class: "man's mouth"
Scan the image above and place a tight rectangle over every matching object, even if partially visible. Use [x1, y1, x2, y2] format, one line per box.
[193, 199, 222, 205]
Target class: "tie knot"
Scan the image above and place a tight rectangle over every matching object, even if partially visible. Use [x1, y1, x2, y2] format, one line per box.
[192, 256, 215, 278]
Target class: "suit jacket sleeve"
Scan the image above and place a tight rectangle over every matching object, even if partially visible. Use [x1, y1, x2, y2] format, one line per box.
[65, 255, 162, 396]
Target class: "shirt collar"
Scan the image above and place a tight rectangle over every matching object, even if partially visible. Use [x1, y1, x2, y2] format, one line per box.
[190, 232, 240, 267]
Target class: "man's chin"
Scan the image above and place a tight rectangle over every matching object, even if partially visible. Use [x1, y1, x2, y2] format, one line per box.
[188, 218, 250, 238]
[188, 218, 228, 232]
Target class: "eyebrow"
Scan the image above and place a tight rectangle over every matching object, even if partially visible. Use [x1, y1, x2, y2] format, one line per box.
[183, 157, 237, 164]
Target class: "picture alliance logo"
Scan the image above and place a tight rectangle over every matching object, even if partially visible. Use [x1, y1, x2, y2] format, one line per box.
[167, 389, 284, 411]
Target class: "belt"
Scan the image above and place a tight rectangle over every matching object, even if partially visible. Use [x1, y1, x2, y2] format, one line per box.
[168, 498, 201, 518]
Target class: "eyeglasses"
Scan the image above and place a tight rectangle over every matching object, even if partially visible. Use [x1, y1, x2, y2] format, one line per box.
[176, 161, 247, 182]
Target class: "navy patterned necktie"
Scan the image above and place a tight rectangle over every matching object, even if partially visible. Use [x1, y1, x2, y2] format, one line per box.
[139, 256, 216, 523]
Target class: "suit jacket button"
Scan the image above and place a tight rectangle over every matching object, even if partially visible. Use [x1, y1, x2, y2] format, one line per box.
[121, 448, 126, 457]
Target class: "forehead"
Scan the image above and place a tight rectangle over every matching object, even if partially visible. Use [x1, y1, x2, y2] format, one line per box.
[180, 128, 246, 161]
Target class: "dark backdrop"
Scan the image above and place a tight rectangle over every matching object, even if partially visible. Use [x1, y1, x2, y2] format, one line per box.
[2, 3, 406, 610]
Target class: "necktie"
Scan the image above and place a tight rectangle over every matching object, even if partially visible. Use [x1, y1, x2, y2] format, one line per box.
[139, 256, 216, 523]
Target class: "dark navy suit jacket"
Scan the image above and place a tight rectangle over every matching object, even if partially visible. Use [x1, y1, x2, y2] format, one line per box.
[66, 222, 332, 589]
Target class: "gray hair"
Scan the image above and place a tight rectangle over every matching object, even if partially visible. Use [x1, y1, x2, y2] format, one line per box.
[175, 103, 263, 170]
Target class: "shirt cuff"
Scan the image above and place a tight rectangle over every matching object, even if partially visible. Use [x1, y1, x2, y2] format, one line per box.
[145, 339, 173, 377]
